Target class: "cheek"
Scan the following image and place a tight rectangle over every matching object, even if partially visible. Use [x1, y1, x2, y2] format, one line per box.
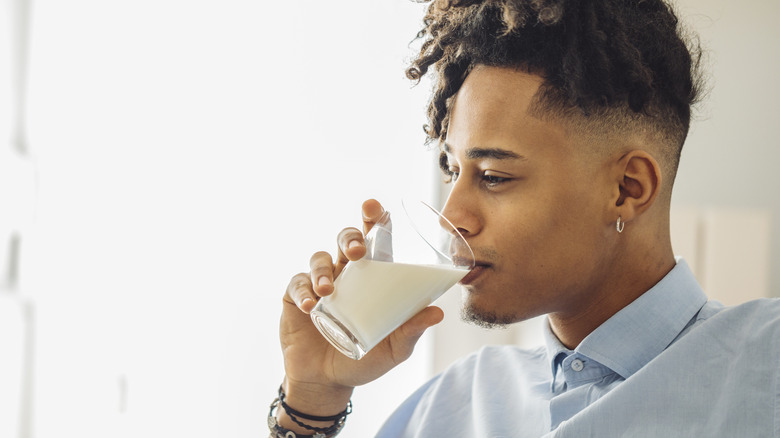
[548, 197, 611, 275]
[501, 190, 602, 269]
[490, 206, 562, 274]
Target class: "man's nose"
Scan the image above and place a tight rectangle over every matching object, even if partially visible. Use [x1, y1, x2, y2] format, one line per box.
[440, 183, 480, 238]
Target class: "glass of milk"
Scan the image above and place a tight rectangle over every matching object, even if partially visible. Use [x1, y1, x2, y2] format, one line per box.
[310, 199, 475, 360]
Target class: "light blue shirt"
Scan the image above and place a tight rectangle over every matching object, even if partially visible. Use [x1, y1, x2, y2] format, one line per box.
[376, 260, 780, 437]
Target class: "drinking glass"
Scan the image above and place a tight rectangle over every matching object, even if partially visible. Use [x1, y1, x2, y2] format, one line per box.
[310, 200, 475, 360]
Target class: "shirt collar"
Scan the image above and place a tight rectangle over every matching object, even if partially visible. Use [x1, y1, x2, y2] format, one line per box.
[544, 258, 708, 380]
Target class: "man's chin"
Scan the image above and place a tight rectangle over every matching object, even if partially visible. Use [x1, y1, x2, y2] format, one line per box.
[460, 303, 515, 330]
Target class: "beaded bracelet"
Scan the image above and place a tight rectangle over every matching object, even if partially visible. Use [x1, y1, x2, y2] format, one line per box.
[268, 398, 346, 438]
[267, 386, 351, 438]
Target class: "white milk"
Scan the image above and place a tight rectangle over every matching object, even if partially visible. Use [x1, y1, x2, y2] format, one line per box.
[322, 259, 468, 353]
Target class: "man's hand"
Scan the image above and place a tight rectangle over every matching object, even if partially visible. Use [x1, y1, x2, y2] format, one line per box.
[277, 199, 444, 430]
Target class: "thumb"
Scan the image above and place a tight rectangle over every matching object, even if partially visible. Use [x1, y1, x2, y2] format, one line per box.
[388, 306, 445, 363]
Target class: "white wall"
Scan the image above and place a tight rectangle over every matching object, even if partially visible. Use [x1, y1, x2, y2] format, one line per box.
[672, 0, 780, 297]
[21, 1, 436, 437]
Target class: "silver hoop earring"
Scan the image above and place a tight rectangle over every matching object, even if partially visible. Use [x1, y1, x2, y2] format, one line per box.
[616, 216, 625, 233]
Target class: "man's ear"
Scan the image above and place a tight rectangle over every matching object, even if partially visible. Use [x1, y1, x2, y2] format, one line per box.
[614, 150, 662, 222]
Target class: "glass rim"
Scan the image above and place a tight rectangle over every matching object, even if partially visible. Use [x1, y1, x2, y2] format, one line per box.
[401, 199, 475, 270]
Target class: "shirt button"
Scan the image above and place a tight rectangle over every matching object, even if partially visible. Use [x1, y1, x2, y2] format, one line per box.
[571, 359, 584, 372]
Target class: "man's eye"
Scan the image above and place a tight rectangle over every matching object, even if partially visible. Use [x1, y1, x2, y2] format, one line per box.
[441, 167, 459, 183]
[483, 174, 510, 187]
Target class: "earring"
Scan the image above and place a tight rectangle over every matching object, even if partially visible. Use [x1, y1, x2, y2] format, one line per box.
[616, 216, 625, 233]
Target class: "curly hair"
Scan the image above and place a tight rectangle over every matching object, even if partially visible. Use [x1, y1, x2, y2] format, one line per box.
[406, 0, 703, 177]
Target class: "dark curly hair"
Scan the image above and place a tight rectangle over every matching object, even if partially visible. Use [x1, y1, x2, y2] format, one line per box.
[406, 0, 703, 182]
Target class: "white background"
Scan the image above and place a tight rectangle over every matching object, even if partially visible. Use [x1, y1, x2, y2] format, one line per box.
[21, 1, 437, 437]
[671, 0, 780, 293]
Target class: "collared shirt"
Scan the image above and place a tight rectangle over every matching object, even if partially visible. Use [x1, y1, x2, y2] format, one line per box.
[375, 259, 780, 437]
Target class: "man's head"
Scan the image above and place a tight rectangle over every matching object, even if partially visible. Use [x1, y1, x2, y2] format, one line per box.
[408, 0, 702, 198]
[406, 0, 703, 339]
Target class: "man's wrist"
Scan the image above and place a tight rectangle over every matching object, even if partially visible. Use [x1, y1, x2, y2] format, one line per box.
[273, 379, 354, 435]
[282, 378, 353, 417]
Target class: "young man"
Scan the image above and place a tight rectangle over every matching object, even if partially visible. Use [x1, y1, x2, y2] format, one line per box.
[273, 1, 780, 436]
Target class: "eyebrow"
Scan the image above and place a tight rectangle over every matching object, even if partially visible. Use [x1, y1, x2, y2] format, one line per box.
[442, 142, 526, 161]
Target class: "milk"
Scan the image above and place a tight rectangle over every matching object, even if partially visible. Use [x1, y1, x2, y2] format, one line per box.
[313, 259, 468, 358]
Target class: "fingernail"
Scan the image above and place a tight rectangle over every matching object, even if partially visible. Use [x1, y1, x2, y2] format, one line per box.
[348, 240, 361, 249]
[317, 276, 332, 287]
[301, 297, 314, 308]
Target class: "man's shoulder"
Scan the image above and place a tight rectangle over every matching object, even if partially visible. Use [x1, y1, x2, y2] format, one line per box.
[551, 298, 780, 437]
[734, 296, 780, 314]
[698, 297, 780, 334]
[673, 297, 780, 361]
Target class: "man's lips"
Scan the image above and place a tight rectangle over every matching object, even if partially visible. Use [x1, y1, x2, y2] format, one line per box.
[459, 262, 491, 285]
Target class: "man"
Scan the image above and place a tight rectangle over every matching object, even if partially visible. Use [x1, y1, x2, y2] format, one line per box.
[273, 1, 780, 437]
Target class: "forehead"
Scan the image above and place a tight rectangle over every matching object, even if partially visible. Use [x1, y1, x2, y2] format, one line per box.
[454, 66, 544, 117]
[445, 65, 571, 158]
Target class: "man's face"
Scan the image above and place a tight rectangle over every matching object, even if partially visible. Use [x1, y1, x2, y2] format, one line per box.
[441, 65, 617, 326]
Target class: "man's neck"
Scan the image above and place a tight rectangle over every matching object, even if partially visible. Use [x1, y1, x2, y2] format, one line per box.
[547, 251, 676, 350]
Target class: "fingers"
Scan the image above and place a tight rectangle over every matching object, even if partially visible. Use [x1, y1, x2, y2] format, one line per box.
[386, 306, 445, 364]
[309, 250, 339, 297]
[286, 248, 343, 313]
[362, 199, 385, 235]
[311, 200, 386, 281]
[285, 272, 317, 314]
[399, 306, 445, 340]
[334, 227, 365, 275]
[334, 199, 385, 271]
[285, 199, 385, 315]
